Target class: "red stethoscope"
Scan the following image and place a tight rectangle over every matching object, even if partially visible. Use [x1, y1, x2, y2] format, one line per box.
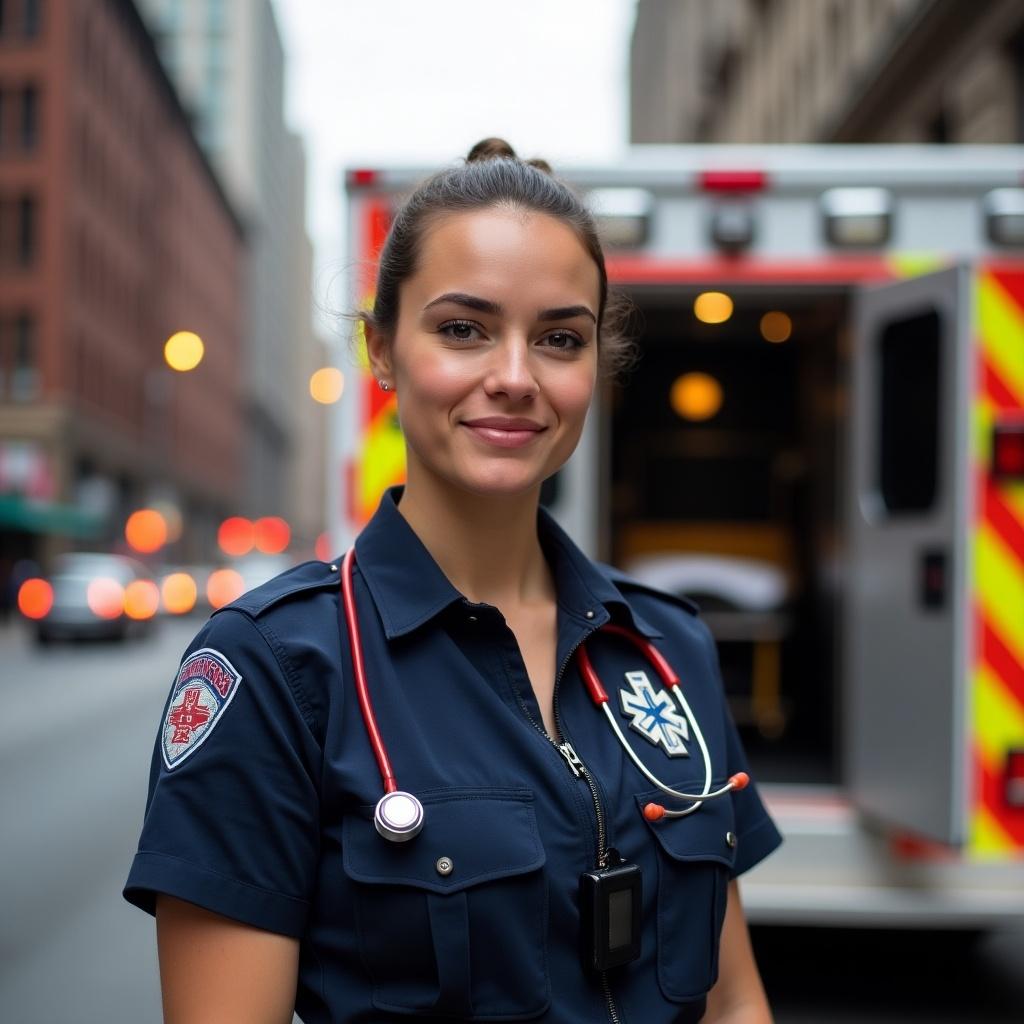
[341, 548, 748, 843]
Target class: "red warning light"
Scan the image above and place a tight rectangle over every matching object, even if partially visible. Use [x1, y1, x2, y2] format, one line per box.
[254, 516, 290, 554]
[993, 423, 1024, 479]
[218, 517, 255, 556]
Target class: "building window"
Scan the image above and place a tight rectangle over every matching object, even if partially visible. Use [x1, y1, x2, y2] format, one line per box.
[11, 313, 38, 401]
[17, 194, 35, 265]
[20, 84, 37, 149]
[23, 0, 40, 38]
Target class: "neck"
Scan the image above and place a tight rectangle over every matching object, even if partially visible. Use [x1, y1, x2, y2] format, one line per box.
[396, 470, 554, 608]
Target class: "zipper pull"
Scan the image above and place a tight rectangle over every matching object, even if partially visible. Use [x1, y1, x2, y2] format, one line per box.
[558, 740, 585, 778]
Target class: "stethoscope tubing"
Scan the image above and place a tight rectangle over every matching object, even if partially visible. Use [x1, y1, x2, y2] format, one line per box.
[341, 548, 398, 795]
[341, 547, 746, 838]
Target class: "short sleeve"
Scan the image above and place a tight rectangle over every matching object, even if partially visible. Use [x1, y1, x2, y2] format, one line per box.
[698, 620, 783, 878]
[123, 608, 321, 937]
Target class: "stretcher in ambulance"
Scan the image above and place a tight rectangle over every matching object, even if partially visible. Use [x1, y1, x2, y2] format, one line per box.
[337, 147, 1024, 927]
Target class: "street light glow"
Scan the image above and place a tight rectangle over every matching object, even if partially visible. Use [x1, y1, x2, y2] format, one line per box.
[310, 367, 345, 404]
[164, 331, 205, 371]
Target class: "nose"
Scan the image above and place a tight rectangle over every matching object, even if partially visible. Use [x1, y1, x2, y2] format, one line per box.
[483, 336, 539, 402]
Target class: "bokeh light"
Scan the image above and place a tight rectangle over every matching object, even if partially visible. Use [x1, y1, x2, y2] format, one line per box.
[207, 568, 245, 609]
[760, 311, 793, 343]
[254, 516, 290, 554]
[125, 509, 168, 554]
[315, 531, 333, 563]
[87, 578, 125, 619]
[162, 573, 198, 615]
[310, 367, 345, 404]
[693, 291, 734, 324]
[152, 501, 184, 543]
[18, 578, 53, 620]
[671, 372, 724, 421]
[124, 579, 160, 620]
[164, 331, 205, 371]
[218, 517, 255, 557]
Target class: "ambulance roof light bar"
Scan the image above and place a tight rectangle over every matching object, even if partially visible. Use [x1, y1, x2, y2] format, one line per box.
[821, 187, 892, 247]
[347, 169, 379, 188]
[984, 188, 1024, 247]
[589, 188, 652, 249]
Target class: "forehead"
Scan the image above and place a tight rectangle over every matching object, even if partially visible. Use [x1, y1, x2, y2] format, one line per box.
[406, 208, 600, 312]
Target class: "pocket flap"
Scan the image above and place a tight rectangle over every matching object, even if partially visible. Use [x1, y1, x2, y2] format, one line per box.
[343, 788, 546, 894]
[634, 783, 738, 869]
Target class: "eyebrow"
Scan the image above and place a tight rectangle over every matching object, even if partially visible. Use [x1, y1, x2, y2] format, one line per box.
[422, 292, 597, 324]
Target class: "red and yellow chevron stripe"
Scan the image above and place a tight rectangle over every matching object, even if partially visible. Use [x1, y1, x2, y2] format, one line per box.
[971, 265, 1024, 856]
[347, 198, 406, 528]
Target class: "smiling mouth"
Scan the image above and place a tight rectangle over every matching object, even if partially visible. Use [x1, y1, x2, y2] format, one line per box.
[461, 419, 547, 449]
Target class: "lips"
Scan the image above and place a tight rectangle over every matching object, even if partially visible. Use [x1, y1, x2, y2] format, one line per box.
[461, 417, 547, 449]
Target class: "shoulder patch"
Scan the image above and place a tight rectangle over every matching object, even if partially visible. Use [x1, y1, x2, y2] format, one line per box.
[161, 648, 242, 770]
[598, 564, 701, 617]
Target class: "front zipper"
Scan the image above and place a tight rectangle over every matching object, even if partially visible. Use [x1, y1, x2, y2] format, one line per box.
[508, 622, 622, 1024]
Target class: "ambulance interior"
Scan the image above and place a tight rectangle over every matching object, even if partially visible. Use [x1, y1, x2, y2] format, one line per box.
[608, 285, 857, 787]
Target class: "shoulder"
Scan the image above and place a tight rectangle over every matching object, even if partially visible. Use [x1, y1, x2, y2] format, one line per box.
[196, 559, 342, 737]
[227, 559, 341, 620]
[595, 561, 702, 618]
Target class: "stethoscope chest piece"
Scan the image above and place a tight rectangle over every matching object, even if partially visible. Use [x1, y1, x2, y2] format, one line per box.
[375, 790, 425, 842]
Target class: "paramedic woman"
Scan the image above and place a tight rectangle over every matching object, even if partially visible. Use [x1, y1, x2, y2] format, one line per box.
[124, 137, 782, 1023]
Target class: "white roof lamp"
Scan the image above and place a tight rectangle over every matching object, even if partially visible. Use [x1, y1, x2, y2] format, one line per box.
[588, 187, 652, 249]
[821, 187, 892, 247]
[984, 188, 1024, 247]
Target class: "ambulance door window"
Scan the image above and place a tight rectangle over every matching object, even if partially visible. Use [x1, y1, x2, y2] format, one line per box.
[878, 309, 941, 513]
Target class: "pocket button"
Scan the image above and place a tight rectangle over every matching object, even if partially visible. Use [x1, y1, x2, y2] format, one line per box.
[436, 856, 454, 876]
[725, 831, 737, 849]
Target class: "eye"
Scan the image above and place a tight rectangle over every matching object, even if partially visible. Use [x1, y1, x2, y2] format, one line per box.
[438, 319, 481, 342]
[541, 330, 586, 351]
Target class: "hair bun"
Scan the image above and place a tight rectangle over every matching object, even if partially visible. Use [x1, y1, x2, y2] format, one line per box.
[466, 137, 517, 163]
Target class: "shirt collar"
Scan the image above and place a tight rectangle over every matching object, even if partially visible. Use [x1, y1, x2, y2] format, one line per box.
[353, 486, 661, 640]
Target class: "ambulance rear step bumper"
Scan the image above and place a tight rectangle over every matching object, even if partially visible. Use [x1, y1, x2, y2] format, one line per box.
[740, 785, 1024, 929]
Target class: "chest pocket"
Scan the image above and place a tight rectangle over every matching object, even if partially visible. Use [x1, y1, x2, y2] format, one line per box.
[635, 783, 738, 1003]
[342, 788, 550, 1019]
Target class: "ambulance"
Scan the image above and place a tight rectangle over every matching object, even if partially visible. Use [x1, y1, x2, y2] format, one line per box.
[334, 146, 1024, 927]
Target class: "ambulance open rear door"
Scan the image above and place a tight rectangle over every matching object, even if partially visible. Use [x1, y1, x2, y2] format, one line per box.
[845, 265, 974, 846]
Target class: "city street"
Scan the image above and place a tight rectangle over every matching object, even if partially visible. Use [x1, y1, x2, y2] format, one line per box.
[1, 618, 1022, 1024]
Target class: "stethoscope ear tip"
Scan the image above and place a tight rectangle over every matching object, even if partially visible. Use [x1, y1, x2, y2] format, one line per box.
[643, 802, 665, 821]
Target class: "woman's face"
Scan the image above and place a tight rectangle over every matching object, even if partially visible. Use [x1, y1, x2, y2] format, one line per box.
[369, 208, 601, 500]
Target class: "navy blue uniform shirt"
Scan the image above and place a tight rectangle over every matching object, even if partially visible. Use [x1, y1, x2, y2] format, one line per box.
[125, 487, 782, 1023]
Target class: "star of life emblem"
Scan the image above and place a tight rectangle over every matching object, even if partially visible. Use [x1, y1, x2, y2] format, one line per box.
[619, 670, 690, 757]
[161, 648, 242, 770]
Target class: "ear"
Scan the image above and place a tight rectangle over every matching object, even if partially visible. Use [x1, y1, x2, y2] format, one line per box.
[363, 317, 393, 385]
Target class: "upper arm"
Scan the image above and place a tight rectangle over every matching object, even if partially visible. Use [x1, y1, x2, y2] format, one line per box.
[157, 895, 299, 1024]
[124, 609, 323, 934]
[702, 880, 773, 1024]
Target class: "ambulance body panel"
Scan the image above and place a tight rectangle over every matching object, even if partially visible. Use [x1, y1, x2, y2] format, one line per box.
[337, 146, 1024, 926]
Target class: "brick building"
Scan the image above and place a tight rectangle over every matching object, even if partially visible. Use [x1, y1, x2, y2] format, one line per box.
[631, 0, 1024, 144]
[0, 0, 246, 584]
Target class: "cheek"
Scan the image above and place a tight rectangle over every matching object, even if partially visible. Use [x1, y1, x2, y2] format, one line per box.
[550, 369, 597, 421]
[396, 349, 476, 418]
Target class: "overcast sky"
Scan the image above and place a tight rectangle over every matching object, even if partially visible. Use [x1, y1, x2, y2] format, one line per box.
[271, 0, 637, 340]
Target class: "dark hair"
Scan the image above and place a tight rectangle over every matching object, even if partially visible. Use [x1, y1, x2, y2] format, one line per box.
[361, 138, 635, 375]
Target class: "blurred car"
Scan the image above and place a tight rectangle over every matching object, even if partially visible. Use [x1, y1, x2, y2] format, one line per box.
[27, 552, 159, 644]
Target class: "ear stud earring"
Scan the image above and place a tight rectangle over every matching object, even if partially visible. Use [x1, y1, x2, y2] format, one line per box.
[378, 380, 390, 392]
